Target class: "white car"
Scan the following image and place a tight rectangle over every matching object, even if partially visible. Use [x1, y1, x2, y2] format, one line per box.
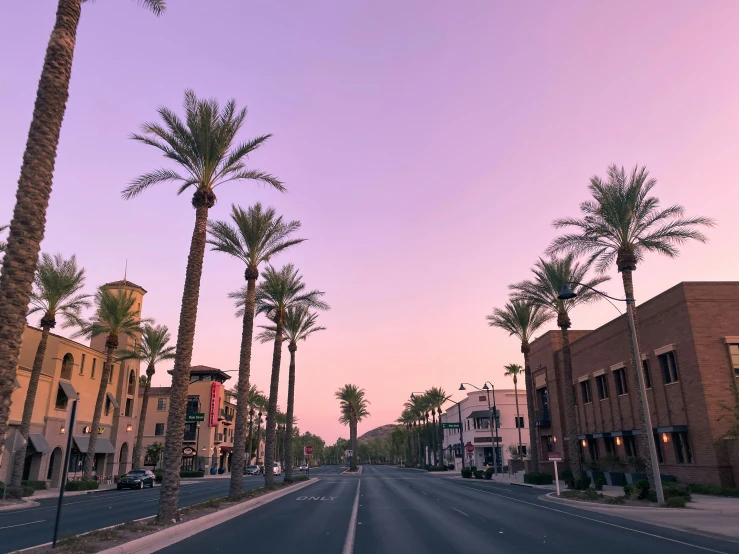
[299, 464, 309, 471]
[273, 462, 282, 475]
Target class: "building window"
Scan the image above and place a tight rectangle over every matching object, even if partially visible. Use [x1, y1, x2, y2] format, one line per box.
[55, 387, 69, 410]
[659, 351, 679, 384]
[641, 360, 651, 389]
[108, 363, 115, 384]
[183, 423, 197, 441]
[186, 397, 199, 414]
[157, 398, 167, 411]
[624, 435, 638, 457]
[128, 370, 136, 396]
[545, 435, 554, 452]
[654, 432, 664, 463]
[125, 398, 134, 417]
[595, 375, 609, 400]
[80, 354, 86, 376]
[613, 368, 628, 396]
[91, 359, 96, 379]
[515, 416, 525, 428]
[580, 380, 592, 404]
[60, 353, 74, 380]
[105, 396, 112, 416]
[520, 445, 527, 456]
[475, 417, 490, 430]
[155, 423, 165, 436]
[588, 440, 600, 460]
[604, 436, 616, 454]
[729, 344, 739, 377]
[478, 395, 486, 402]
[672, 431, 693, 464]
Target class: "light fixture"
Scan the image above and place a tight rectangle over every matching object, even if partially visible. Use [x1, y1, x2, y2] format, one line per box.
[126, 424, 133, 432]
[459, 384, 466, 391]
[557, 284, 578, 300]
[60, 425, 66, 434]
[615, 437, 622, 446]
[662, 433, 670, 443]
[482, 383, 489, 390]
[552, 436, 557, 443]
[581, 439, 587, 447]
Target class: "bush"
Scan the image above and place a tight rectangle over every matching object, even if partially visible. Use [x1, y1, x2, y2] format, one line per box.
[666, 496, 687, 508]
[179, 471, 205, 478]
[608, 495, 627, 505]
[21, 480, 47, 491]
[474, 470, 484, 479]
[523, 472, 553, 485]
[427, 466, 448, 472]
[22, 486, 35, 497]
[574, 476, 591, 490]
[65, 480, 100, 492]
[623, 483, 633, 498]
[663, 482, 691, 500]
[688, 484, 739, 497]
[484, 467, 494, 480]
[628, 456, 647, 473]
[154, 471, 163, 483]
[634, 479, 650, 500]
[562, 469, 575, 489]
[470, 466, 477, 472]
[594, 476, 606, 491]
[461, 468, 472, 479]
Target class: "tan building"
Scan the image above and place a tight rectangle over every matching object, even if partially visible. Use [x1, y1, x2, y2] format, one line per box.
[1, 280, 146, 486]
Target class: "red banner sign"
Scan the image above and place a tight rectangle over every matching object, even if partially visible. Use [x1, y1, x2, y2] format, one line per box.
[210, 382, 221, 427]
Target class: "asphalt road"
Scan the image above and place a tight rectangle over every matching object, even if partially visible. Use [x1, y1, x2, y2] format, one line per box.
[0, 473, 283, 553]
[158, 465, 739, 554]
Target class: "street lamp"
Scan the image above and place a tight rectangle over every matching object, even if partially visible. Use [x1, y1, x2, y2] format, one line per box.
[414, 392, 466, 470]
[558, 281, 665, 507]
[460, 382, 499, 474]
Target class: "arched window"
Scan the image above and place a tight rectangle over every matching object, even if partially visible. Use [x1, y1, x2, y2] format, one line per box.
[128, 370, 136, 396]
[60, 354, 74, 380]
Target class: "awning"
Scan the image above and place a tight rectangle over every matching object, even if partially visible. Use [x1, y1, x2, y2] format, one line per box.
[58, 381, 77, 400]
[27, 433, 51, 454]
[106, 392, 119, 410]
[655, 426, 688, 433]
[219, 446, 233, 453]
[467, 410, 492, 419]
[577, 433, 594, 440]
[72, 436, 116, 454]
[13, 378, 21, 390]
[592, 432, 611, 439]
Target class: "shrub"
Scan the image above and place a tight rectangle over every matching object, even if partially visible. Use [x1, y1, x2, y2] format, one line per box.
[663, 482, 691, 500]
[582, 489, 602, 500]
[154, 471, 163, 483]
[623, 483, 633, 498]
[594, 476, 606, 491]
[634, 479, 650, 500]
[523, 472, 553, 485]
[628, 456, 647, 473]
[484, 467, 494, 480]
[474, 470, 484, 479]
[562, 469, 575, 488]
[470, 466, 477, 472]
[22, 486, 35, 497]
[688, 484, 739, 497]
[608, 495, 627, 505]
[574, 476, 591, 490]
[21, 480, 47, 491]
[666, 496, 687, 508]
[65, 480, 100, 492]
[461, 468, 472, 479]
[179, 471, 205, 478]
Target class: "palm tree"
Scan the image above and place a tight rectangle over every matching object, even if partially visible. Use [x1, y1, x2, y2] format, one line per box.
[117, 324, 175, 470]
[208, 203, 303, 497]
[257, 307, 325, 482]
[75, 288, 149, 480]
[404, 394, 428, 466]
[244, 385, 264, 464]
[123, 91, 283, 520]
[0, 0, 164, 461]
[336, 384, 370, 471]
[424, 387, 448, 467]
[0, 224, 7, 253]
[254, 265, 328, 486]
[548, 164, 714, 477]
[487, 300, 552, 472]
[503, 363, 525, 460]
[510, 255, 608, 479]
[396, 410, 415, 466]
[8, 254, 90, 490]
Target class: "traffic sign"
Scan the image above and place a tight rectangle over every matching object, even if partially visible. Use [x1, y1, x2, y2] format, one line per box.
[442, 422, 460, 429]
[548, 453, 562, 461]
[185, 412, 205, 422]
[304, 445, 314, 456]
[465, 442, 474, 455]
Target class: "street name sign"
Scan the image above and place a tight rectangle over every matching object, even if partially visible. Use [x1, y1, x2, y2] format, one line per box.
[442, 422, 460, 429]
[186, 413, 205, 422]
[548, 453, 562, 461]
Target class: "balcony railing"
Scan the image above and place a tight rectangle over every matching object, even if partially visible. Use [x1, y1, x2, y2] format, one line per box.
[214, 433, 223, 443]
[535, 409, 551, 427]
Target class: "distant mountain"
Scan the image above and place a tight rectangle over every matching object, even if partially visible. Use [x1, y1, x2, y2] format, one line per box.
[358, 424, 399, 443]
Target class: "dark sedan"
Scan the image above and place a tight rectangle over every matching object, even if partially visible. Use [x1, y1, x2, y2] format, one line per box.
[117, 470, 156, 490]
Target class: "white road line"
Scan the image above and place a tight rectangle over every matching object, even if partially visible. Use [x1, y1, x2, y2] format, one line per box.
[0, 520, 44, 530]
[342, 480, 361, 554]
[456, 484, 729, 554]
[421, 491, 429, 496]
[452, 507, 469, 517]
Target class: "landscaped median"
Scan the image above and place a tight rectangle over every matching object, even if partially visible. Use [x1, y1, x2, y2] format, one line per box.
[20, 477, 317, 554]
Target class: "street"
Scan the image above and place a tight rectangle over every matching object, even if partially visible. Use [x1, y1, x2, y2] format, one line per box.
[160, 466, 739, 554]
[0, 474, 284, 553]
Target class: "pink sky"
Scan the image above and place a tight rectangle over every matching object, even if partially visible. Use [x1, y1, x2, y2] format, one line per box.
[2, 1, 738, 443]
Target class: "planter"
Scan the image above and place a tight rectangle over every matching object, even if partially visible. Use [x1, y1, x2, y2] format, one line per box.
[210, 468, 217, 475]
[218, 467, 226, 474]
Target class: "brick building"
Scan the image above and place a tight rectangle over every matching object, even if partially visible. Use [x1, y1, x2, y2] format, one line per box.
[529, 281, 739, 487]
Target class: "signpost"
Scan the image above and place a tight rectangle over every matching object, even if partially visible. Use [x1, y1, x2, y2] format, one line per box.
[548, 453, 563, 496]
[304, 445, 313, 478]
[185, 413, 205, 422]
[465, 442, 474, 455]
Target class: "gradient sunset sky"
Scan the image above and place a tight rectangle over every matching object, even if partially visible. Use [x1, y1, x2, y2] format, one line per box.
[2, 1, 737, 443]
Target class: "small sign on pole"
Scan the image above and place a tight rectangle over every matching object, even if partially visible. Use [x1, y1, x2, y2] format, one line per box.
[465, 442, 474, 455]
[304, 445, 313, 457]
[548, 453, 562, 496]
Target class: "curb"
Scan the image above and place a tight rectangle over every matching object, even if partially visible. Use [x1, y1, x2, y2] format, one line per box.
[0, 499, 40, 512]
[96, 478, 319, 554]
[541, 492, 680, 511]
[341, 466, 363, 475]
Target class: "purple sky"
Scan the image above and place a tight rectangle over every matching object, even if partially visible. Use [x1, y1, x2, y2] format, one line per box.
[2, 1, 737, 443]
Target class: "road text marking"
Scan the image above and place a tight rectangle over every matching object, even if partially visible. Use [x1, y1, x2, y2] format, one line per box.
[296, 496, 337, 501]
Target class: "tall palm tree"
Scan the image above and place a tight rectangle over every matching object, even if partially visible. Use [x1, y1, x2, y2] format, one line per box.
[257, 307, 325, 482]
[208, 203, 303, 497]
[117, 324, 175, 470]
[424, 387, 448, 466]
[75, 288, 149, 480]
[0, 224, 7, 253]
[0, 0, 164, 459]
[548, 164, 714, 478]
[9, 254, 90, 490]
[404, 394, 428, 466]
[254, 265, 328, 486]
[123, 91, 283, 521]
[503, 363, 524, 460]
[487, 300, 551, 472]
[510, 255, 608, 479]
[245, 385, 264, 464]
[396, 410, 415, 466]
[336, 384, 370, 471]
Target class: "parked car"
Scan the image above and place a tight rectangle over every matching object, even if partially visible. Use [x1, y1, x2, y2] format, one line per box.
[245, 465, 260, 475]
[273, 462, 282, 475]
[117, 470, 155, 490]
[299, 464, 309, 471]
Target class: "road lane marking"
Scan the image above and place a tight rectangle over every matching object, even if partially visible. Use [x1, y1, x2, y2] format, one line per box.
[452, 508, 469, 517]
[456, 484, 729, 554]
[342, 480, 361, 554]
[0, 520, 44, 530]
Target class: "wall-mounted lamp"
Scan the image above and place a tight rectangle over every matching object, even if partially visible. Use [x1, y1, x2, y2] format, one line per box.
[60, 425, 66, 434]
[615, 437, 622, 446]
[581, 439, 587, 447]
[126, 424, 133, 432]
[552, 436, 557, 443]
[662, 433, 670, 443]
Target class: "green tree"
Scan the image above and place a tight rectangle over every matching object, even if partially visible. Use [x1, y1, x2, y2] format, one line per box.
[503, 363, 524, 460]
[254, 265, 327, 486]
[257, 306, 325, 482]
[336, 384, 370, 471]
[208, 203, 303, 497]
[146, 442, 164, 468]
[117, 324, 175, 470]
[548, 164, 714, 482]
[8, 253, 90, 491]
[510, 255, 608, 479]
[0, 0, 164, 461]
[124, 90, 283, 521]
[487, 300, 551, 472]
[76, 288, 149, 480]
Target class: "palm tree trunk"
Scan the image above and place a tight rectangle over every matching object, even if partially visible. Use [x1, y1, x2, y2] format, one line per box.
[263, 316, 284, 487]
[228, 276, 257, 499]
[255, 423, 262, 465]
[132, 365, 154, 471]
[10, 324, 52, 488]
[247, 414, 254, 465]
[158, 202, 210, 522]
[430, 412, 437, 465]
[84, 337, 116, 480]
[621, 268, 655, 487]
[522, 342, 540, 472]
[560, 322, 582, 480]
[350, 417, 357, 471]
[0, 0, 81, 456]
[284, 345, 297, 482]
[513, 375, 523, 460]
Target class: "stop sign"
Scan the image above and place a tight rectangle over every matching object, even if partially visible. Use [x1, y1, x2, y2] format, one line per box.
[305, 445, 314, 456]
[465, 442, 474, 455]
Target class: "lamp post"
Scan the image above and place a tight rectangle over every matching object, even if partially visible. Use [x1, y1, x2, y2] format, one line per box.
[558, 282, 665, 507]
[460, 382, 499, 473]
